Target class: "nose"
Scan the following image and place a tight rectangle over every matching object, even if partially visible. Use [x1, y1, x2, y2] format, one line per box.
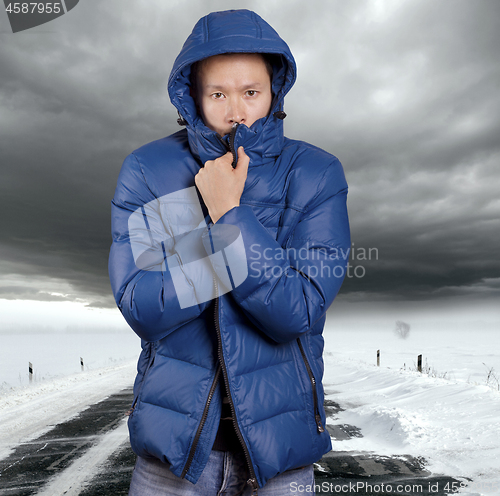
[227, 98, 245, 125]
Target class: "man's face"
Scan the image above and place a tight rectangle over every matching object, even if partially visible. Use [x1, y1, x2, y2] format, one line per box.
[196, 53, 273, 137]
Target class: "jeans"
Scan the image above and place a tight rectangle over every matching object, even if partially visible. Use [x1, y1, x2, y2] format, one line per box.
[128, 450, 315, 495]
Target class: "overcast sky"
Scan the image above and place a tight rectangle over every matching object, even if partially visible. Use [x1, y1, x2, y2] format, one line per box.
[0, 0, 499, 330]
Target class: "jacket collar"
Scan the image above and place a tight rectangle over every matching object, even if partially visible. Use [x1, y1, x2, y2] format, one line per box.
[185, 107, 285, 167]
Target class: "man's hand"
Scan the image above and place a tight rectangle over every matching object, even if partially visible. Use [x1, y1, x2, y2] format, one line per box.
[195, 146, 249, 224]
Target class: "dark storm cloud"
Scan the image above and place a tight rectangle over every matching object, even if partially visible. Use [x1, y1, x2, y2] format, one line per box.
[0, 0, 499, 306]
[281, 0, 500, 301]
[0, 0, 188, 306]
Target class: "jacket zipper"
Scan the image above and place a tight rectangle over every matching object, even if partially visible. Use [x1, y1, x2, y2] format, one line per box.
[228, 122, 239, 168]
[213, 273, 259, 495]
[216, 123, 239, 168]
[205, 125, 258, 492]
[182, 123, 240, 476]
[296, 338, 325, 434]
[181, 361, 222, 478]
[126, 343, 157, 416]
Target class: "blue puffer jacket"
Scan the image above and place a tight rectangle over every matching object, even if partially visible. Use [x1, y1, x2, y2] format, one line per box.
[109, 9, 350, 491]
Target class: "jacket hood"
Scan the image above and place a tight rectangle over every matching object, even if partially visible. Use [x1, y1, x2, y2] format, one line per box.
[167, 9, 297, 165]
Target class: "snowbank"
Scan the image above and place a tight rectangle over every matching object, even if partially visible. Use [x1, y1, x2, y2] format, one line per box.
[323, 352, 500, 496]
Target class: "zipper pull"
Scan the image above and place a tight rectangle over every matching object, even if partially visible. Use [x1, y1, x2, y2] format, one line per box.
[310, 376, 326, 432]
[247, 478, 259, 495]
[315, 414, 325, 433]
[126, 397, 139, 416]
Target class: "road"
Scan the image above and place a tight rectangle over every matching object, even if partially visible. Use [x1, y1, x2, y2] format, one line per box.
[0, 390, 466, 495]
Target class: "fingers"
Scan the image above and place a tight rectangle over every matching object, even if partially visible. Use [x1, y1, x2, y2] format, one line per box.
[235, 146, 250, 175]
[203, 152, 233, 169]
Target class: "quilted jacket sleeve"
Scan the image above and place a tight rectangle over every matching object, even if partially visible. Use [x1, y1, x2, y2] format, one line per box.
[108, 153, 212, 342]
[203, 158, 350, 344]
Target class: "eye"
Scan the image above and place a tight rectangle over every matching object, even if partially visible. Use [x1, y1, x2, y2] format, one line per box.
[246, 90, 257, 97]
[211, 92, 225, 99]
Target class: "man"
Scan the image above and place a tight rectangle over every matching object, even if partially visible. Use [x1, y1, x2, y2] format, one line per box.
[109, 9, 350, 495]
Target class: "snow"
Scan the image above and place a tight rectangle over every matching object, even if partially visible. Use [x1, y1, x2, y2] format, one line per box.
[0, 361, 136, 461]
[35, 419, 130, 496]
[0, 331, 140, 390]
[323, 327, 500, 495]
[1, 325, 499, 495]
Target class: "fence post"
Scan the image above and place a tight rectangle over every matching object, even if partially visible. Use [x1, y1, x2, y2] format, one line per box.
[377, 350, 380, 367]
[80, 357, 84, 372]
[417, 354, 422, 373]
[29, 362, 33, 383]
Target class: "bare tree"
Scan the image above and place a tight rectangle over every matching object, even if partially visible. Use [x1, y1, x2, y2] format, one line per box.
[394, 320, 410, 339]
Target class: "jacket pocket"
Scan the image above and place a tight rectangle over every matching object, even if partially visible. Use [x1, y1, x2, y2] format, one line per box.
[296, 337, 325, 434]
[127, 342, 157, 417]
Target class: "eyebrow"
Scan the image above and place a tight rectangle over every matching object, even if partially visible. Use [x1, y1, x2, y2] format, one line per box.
[203, 82, 265, 90]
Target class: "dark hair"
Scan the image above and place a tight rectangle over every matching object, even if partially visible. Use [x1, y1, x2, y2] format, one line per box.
[189, 52, 274, 97]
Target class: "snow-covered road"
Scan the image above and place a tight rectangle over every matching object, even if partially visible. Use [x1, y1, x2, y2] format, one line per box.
[0, 376, 135, 495]
[1, 354, 499, 495]
[0, 362, 136, 462]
